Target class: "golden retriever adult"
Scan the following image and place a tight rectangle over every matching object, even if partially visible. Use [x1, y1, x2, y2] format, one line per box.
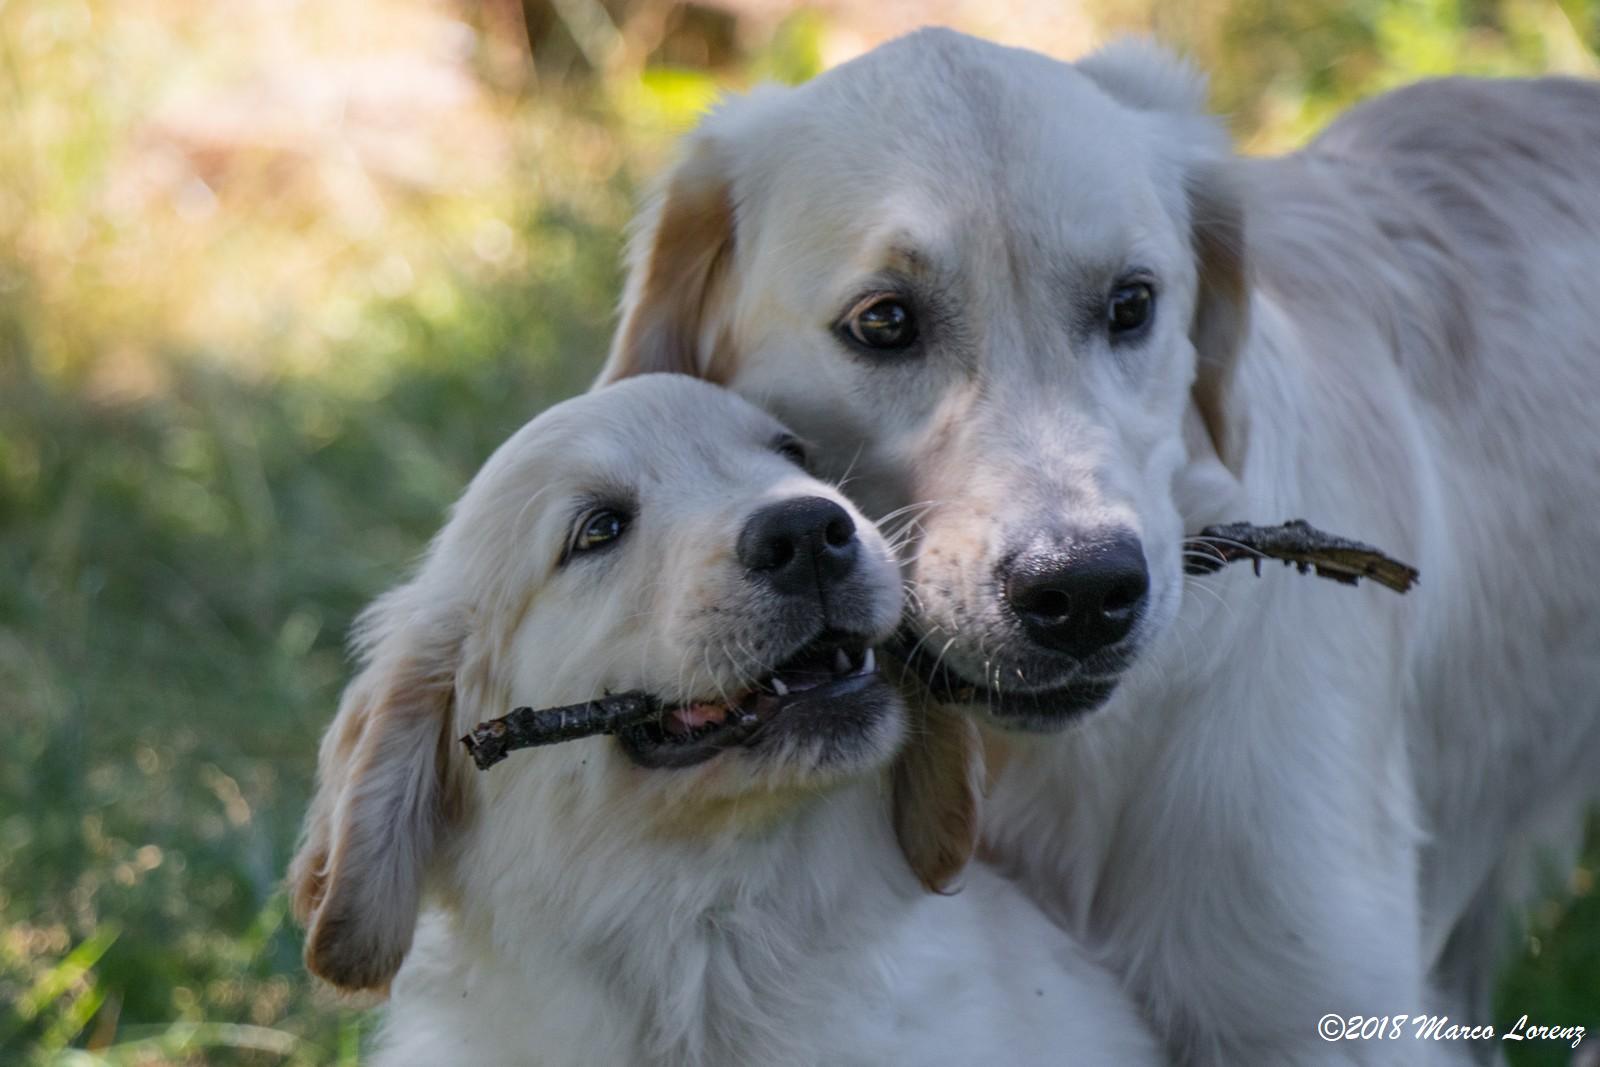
[600, 30, 1600, 1066]
[290, 375, 1164, 1066]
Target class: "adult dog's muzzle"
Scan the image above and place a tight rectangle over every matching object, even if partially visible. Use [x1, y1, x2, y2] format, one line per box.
[1000, 529, 1149, 661]
[891, 527, 1151, 730]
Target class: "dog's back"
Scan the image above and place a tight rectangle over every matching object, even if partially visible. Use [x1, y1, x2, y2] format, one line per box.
[1244, 74, 1600, 1012]
[1315, 75, 1600, 255]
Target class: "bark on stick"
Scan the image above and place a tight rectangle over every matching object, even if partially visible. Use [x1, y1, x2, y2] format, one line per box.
[1184, 518, 1418, 594]
[462, 691, 661, 770]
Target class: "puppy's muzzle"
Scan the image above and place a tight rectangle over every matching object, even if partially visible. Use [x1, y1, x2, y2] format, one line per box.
[738, 496, 860, 600]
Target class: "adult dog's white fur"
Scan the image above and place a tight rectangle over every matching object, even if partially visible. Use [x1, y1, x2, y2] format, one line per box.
[290, 375, 1164, 1066]
[600, 31, 1600, 1066]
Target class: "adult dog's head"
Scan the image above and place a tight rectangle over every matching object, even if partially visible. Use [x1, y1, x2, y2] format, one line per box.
[290, 375, 979, 993]
[600, 31, 1248, 729]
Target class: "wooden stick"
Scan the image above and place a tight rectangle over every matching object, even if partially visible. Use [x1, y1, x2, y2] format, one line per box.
[464, 520, 1415, 770]
[1184, 519, 1418, 594]
[461, 691, 661, 770]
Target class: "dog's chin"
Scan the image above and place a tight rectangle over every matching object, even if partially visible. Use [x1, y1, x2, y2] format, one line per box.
[616, 632, 902, 773]
[964, 678, 1119, 732]
[888, 628, 1127, 733]
[743, 672, 905, 779]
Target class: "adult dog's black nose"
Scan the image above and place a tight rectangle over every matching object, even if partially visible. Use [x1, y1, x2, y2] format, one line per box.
[1002, 531, 1149, 659]
[738, 496, 859, 596]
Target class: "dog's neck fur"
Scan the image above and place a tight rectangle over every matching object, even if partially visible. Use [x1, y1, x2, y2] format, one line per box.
[414, 774, 924, 1067]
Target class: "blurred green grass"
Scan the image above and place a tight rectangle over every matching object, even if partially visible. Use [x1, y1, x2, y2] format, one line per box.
[0, 161, 628, 1065]
[0, 1, 1594, 1063]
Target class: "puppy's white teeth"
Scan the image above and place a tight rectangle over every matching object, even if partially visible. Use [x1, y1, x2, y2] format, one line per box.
[862, 648, 875, 674]
[833, 647, 852, 673]
[770, 676, 790, 697]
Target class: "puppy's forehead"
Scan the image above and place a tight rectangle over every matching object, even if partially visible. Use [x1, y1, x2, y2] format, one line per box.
[592, 375, 783, 462]
[508, 376, 785, 489]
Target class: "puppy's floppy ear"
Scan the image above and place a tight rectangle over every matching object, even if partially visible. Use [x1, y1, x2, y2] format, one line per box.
[1079, 39, 1250, 472]
[599, 130, 738, 384]
[288, 589, 469, 992]
[892, 702, 985, 893]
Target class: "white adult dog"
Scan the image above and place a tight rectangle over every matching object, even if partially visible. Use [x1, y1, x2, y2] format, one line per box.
[599, 30, 1600, 1066]
[289, 375, 1164, 1066]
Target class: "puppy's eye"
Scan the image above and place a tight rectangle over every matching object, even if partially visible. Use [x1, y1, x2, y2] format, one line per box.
[572, 509, 628, 555]
[1107, 281, 1155, 338]
[774, 436, 809, 468]
[843, 295, 918, 351]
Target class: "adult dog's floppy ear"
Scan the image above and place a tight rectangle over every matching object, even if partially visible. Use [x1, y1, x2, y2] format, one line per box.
[288, 590, 468, 992]
[1079, 39, 1250, 472]
[1186, 160, 1249, 472]
[599, 131, 738, 383]
[892, 702, 986, 893]
[599, 87, 792, 385]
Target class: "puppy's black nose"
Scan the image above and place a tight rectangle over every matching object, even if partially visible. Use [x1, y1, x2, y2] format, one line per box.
[1001, 531, 1149, 660]
[738, 496, 859, 596]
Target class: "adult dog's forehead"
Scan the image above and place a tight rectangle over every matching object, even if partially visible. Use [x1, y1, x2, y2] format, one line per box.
[747, 32, 1162, 270]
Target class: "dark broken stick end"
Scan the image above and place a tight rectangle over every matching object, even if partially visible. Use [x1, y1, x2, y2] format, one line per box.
[461, 720, 512, 770]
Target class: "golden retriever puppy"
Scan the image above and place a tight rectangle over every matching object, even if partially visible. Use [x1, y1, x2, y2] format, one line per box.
[289, 375, 1163, 1067]
[599, 29, 1600, 1067]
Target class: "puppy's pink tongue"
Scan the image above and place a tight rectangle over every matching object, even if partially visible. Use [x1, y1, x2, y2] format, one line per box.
[667, 702, 728, 734]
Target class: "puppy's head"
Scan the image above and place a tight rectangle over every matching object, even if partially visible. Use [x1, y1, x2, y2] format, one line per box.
[290, 375, 976, 992]
[601, 32, 1250, 730]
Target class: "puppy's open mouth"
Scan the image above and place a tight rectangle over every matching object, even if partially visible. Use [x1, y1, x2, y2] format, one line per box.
[619, 633, 882, 769]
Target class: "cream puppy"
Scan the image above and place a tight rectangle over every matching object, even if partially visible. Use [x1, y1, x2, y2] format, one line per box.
[289, 375, 1163, 1067]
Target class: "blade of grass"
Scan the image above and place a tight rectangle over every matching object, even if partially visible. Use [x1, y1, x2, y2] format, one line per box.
[0, 924, 120, 1045]
[39, 1020, 303, 1066]
[337, 1014, 363, 1067]
[37, 980, 106, 1053]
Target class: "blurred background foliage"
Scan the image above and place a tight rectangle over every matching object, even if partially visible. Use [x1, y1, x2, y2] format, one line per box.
[1, 0, 1595, 1063]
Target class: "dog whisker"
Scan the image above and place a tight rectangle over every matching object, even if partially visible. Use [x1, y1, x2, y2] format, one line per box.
[928, 635, 959, 685]
[1180, 536, 1263, 561]
[833, 443, 868, 494]
[872, 499, 944, 527]
[899, 620, 946, 668]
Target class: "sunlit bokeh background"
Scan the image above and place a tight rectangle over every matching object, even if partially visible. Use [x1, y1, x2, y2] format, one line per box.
[3, 1, 1596, 1063]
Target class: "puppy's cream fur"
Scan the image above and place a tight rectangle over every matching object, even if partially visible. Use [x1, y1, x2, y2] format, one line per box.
[602, 31, 1600, 1066]
[291, 375, 1163, 1066]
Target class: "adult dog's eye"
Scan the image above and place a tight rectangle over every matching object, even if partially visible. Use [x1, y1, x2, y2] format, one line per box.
[844, 295, 918, 350]
[1107, 281, 1155, 338]
[774, 435, 809, 468]
[572, 509, 628, 555]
